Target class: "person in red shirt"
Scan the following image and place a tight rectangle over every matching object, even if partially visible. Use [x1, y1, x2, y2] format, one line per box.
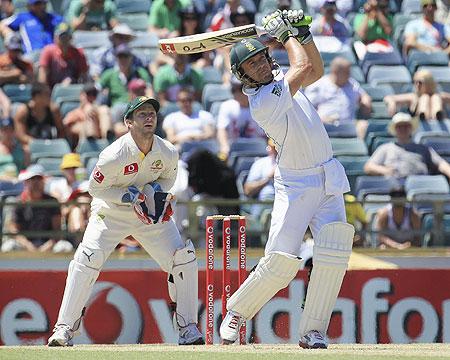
[0, 33, 33, 85]
[38, 22, 88, 89]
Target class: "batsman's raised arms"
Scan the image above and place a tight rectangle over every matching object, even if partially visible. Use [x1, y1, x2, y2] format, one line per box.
[158, 16, 312, 55]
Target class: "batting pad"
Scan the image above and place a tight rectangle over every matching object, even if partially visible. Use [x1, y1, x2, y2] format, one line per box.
[56, 245, 105, 330]
[298, 222, 354, 337]
[227, 252, 301, 320]
[171, 240, 198, 327]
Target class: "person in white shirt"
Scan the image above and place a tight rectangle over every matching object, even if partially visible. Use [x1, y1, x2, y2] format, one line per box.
[48, 96, 204, 347]
[217, 77, 266, 158]
[163, 87, 215, 151]
[219, 10, 354, 349]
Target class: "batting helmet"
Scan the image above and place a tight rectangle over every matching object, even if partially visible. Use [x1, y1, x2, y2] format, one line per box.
[230, 38, 276, 88]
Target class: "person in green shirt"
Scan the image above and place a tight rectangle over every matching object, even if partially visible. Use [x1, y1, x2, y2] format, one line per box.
[353, 0, 393, 43]
[67, 0, 118, 31]
[153, 54, 204, 109]
[148, 0, 191, 38]
[99, 44, 153, 124]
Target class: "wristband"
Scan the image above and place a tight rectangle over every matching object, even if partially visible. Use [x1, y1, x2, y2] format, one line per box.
[281, 31, 294, 44]
[297, 30, 313, 45]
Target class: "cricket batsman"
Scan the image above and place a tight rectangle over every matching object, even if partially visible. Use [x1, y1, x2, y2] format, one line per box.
[48, 96, 204, 346]
[219, 10, 354, 348]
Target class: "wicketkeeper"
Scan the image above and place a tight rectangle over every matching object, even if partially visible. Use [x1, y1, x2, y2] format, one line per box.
[219, 10, 354, 348]
[48, 96, 204, 346]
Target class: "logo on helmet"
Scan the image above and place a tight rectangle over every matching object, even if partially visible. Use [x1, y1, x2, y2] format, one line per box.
[242, 39, 256, 52]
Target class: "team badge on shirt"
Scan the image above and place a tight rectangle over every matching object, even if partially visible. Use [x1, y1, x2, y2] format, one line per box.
[150, 160, 163, 171]
[271, 84, 282, 97]
[124, 163, 138, 175]
[93, 167, 105, 184]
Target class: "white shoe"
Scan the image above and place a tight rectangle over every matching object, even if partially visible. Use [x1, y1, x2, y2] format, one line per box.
[219, 311, 244, 344]
[178, 323, 204, 345]
[299, 330, 328, 349]
[48, 324, 74, 347]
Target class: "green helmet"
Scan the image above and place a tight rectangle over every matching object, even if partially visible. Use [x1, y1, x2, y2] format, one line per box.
[230, 38, 273, 87]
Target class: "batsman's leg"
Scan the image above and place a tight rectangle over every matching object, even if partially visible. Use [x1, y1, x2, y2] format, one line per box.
[220, 252, 301, 343]
[298, 222, 354, 349]
[48, 244, 107, 346]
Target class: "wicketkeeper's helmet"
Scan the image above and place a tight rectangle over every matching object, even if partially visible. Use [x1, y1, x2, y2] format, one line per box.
[230, 38, 277, 88]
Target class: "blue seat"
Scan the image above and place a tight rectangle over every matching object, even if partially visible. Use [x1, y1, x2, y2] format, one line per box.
[209, 101, 224, 119]
[233, 156, 260, 177]
[393, 13, 420, 29]
[0, 181, 23, 198]
[405, 175, 450, 197]
[401, 0, 421, 14]
[370, 102, 391, 119]
[29, 139, 71, 163]
[36, 157, 63, 177]
[180, 139, 220, 162]
[422, 214, 450, 246]
[72, 31, 110, 49]
[367, 65, 412, 93]
[51, 84, 83, 105]
[229, 138, 267, 154]
[417, 119, 450, 133]
[116, 0, 152, 14]
[359, 47, 404, 76]
[86, 157, 99, 178]
[324, 123, 357, 138]
[407, 51, 449, 74]
[321, 48, 357, 66]
[361, 84, 394, 102]
[130, 31, 159, 48]
[202, 84, 232, 111]
[117, 13, 149, 32]
[272, 49, 289, 66]
[324, 65, 365, 84]
[354, 176, 400, 201]
[337, 155, 369, 172]
[370, 136, 394, 154]
[417, 66, 450, 91]
[3, 84, 32, 103]
[414, 131, 449, 144]
[422, 138, 450, 156]
[331, 138, 368, 156]
[60, 101, 80, 118]
[76, 138, 110, 155]
[201, 66, 223, 84]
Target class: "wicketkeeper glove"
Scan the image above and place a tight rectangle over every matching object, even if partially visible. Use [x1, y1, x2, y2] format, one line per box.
[262, 10, 296, 44]
[122, 183, 175, 225]
[282, 9, 313, 45]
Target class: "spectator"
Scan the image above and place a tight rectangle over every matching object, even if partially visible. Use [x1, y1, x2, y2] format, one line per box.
[353, 0, 393, 43]
[67, 0, 118, 31]
[47, 153, 84, 203]
[0, 87, 11, 118]
[13, 82, 65, 149]
[307, 0, 353, 17]
[163, 87, 215, 150]
[65, 180, 91, 246]
[229, 7, 254, 27]
[0, 0, 14, 21]
[304, 56, 372, 138]
[0, 33, 33, 85]
[243, 138, 277, 218]
[3, 164, 63, 252]
[0, 0, 63, 54]
[208, 0, 256, 31]
[153, 54, 204, 108]
[403, 0, 450, 55]
[217, 77, 265, 158]
[148, 0, 187, 38]
[98, 44, 152, 123]
[90, 24, 146, 80]
[344, 194, 368, 246]
[364, 112, 450, 179]
[38, 23, 89, 89]
[0, 117, 27, 175]
[375, 188, 421, 249]
[63, 83, 103, 148]
[310, 0, 352, 44]
[384, 69, 450, 121]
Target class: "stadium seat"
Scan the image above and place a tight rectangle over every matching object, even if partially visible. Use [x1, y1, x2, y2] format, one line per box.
[209, 101, 224, 119]
[401, 0, 422, 14]
[354, 176, 400, 201]
[51, 84, 83, 105]
[271, 49, 289, 66]
[86, 157, 99, 178]
[422, 138, 450, 156]
[414, 131, 449, 144]
[422, 214, 450, 246]
[130, 31, 159, 49]
[60, 101, 80, 118]
[417, 119, 450, 133]
[258, 0, 302, 14]
[324, 65, 365, 84]
[331, 138, 368, 156]
[3, 84, 32, 103]
[116, 0, 152, 14]
[407, 51, 449, 74]
[180, 139, 220, 162]
[370, 136, 393, 154]
[117, 13, 149, 32]
[72, 31, 110, 49]
[36, 157, 63, 177]
[367, 65, 412, 93]
[359, 48, 404, 77]
[29, 139, 71, 163]
[393, 13, 420, 29]
[361, 84, 394, 102]
[417, 66, 450, 91]
[202, 84, 232, 111]
[76, 138, 110, 155]
[321, 48, 357, 66]
[324, 122, 357, 138]
[229, 138, 267, 154]
[405, 175, 450, 197]
[0, 180, 23, 198]
[201, 66, 223, 84]
[370, 102, 391, 119]
[233, 156, 260, 177]
[337, 156, 369, 172]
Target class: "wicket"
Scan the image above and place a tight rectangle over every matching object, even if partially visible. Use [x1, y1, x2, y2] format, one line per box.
[205, 215, 247, 345]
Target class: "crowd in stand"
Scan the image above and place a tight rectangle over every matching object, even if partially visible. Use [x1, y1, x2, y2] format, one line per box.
[0, 0, 449, 253]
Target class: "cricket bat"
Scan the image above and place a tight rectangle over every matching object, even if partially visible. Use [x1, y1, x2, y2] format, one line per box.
[158, 16, 312, 55]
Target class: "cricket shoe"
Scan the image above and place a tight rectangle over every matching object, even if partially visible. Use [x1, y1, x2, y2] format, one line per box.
[219, 311, 244, 345]
[48, 324, 74, 347]
[299, 330, 328, 349]
[179, 323, 205, 345]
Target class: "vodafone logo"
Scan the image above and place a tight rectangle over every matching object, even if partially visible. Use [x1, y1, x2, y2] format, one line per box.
[93, 167, 104, 184]
[124, 163, 138, 175]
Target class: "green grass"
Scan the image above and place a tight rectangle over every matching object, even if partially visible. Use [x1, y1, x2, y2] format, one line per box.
[1, 344, 449, 360]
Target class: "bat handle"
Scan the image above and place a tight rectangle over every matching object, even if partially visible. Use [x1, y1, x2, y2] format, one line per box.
[255, 15, 313, 37]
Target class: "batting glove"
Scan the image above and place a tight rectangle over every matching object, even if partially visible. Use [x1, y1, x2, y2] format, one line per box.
[262, 10, 295, 44]
[282, 9, 313, 45]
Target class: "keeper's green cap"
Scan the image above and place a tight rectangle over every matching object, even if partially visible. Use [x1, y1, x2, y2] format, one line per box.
[230, 38, 268, 73]
[123, 96, 160, 120]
